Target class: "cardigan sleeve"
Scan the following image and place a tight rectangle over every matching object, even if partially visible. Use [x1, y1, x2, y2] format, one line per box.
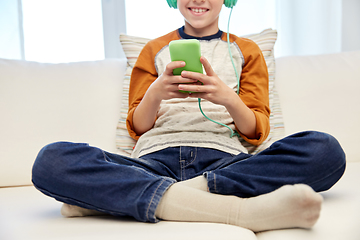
[236, 38, 270, 145]
[126, 31, 181, 140]
[126, 41, 158, 140]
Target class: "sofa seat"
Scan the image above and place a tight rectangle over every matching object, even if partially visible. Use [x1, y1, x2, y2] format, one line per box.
[0, 187, 256, 240]
[1, 162, 359, 240]
[258, 161, 360, 240]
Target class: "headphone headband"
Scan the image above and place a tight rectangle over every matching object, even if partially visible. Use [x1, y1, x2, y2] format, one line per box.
[166, 0, 237, 9]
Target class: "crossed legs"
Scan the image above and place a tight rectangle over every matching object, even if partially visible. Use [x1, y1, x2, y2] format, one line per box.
[36, 131, 345, 232]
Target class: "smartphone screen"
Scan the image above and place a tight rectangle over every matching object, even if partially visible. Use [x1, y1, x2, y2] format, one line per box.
[169, 39, 203, 75]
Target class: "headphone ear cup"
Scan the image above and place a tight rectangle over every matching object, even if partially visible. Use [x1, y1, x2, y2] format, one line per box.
[224, 0, 238, 8]
[167, 0, 178, 9]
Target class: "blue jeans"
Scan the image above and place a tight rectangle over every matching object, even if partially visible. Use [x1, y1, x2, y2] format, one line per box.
[32, 131, 346, 223]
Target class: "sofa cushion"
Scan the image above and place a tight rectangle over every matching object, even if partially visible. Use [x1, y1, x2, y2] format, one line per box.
[256, 162, 360, 240]
[275, 51, 360, 162]
[0, 58, 126, 187]
[0, 185, 257, 240]
[1, 163, 359, 240]
[116, 29, 285, 157]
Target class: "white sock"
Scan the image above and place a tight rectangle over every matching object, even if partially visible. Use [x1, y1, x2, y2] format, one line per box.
[61, 203, 105, 217]
[155, 183, 323, 232]
[177, 175, 208, 191]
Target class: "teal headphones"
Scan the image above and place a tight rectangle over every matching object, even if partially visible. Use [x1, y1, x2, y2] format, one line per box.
[166, 0, 238, 9]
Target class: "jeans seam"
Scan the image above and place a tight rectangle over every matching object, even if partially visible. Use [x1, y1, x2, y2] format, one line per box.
[308, 161, 346, 187]
[101, 150, 108, 162]
[213, 172, 217, 193]
[180, 147, 184, 180]
[184, 148, 198, 168]
[146, 178, 175, 222]
[146, 178, 165, 221]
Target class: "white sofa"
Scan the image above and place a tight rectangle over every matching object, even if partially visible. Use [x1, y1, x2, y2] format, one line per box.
[1, 50, 360, 240]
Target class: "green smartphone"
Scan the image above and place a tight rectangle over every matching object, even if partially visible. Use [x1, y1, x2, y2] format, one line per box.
[169, 39, 203, 75]
[169, 39, 203, 93]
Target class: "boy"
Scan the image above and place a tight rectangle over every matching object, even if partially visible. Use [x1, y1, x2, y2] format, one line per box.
[32, 0, 346, 232]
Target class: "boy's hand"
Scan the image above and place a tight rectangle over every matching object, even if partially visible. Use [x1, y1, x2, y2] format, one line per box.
[148, 61, 198, 101]
[178, 56, 238, 108]
[178, 56, 257, 139]
[133, 60, 198, 136]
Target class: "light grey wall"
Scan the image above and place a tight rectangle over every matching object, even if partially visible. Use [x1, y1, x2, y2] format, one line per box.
[342, 0, 360, 52]
[0, 0, 25, 60]
[274, 0, 360, 56]
[275, 0, 343, 56]
[1, 0, 359, 61]
[101, 0, 127, 59]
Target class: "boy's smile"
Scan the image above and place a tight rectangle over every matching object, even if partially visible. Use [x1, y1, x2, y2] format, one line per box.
[188, 7, 209, 15]
[178, 0, 223, 38]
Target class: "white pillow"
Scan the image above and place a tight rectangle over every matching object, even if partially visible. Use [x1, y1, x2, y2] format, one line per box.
[0, 58, 126, 187]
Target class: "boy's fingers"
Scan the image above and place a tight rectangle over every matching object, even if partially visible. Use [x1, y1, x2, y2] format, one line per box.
[165, 61, 185, 75]
[178, 82, 208, 93]
[181, 71, 208, 85]
[200, 56, 215, 76]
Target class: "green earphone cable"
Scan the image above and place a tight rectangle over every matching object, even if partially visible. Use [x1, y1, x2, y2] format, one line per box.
[198, 98, 238, 138]
[227, 7, 240, 94]
[198, 7, 240, 138]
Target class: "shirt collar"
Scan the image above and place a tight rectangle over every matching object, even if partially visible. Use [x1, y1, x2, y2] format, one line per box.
[178, 26, 223, 40]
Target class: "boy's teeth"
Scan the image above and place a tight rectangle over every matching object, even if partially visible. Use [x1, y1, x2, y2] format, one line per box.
[191, 8, 206, 13]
